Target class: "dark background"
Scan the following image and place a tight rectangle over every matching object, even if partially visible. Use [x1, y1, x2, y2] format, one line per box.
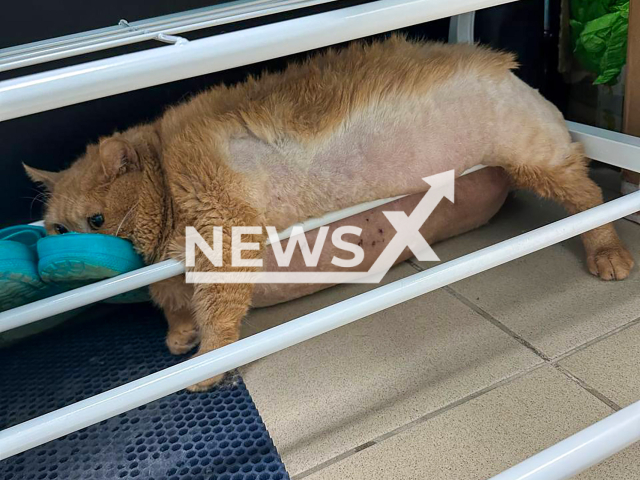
[1, 0, 547, 228]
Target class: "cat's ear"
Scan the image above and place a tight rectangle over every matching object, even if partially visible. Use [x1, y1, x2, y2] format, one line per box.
[23, 164, 61, 191]
[99, 138, 140, 179]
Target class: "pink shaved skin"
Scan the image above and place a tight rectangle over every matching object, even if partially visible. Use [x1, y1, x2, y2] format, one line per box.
[253, 167, 510, 307]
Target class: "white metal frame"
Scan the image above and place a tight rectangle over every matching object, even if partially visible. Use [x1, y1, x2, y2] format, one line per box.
[0, 0, 339, 72]
[0, 0, 518, 121]
[1, 1, 639, 479]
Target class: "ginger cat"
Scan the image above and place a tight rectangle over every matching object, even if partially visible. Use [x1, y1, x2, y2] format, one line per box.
[26, 35, 634, 391]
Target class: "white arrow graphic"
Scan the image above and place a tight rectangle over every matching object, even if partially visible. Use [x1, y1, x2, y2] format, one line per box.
[187, 170, 455, 284]
[366, 170, 455, 281]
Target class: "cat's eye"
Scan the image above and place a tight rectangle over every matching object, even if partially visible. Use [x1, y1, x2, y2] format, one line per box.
[54, 224, 68, 235]
[88, 214, 104, 230]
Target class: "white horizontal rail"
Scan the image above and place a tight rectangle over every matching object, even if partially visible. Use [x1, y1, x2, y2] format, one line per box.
[0, 165, 486, 332]
[0, 0, 286, 58]
[276, 166, 488, 239]
[568, 121, 640, 171]
[0, 0, 338, 72]
[2, 189, 640, 460]
[0, 259, 185, 333]
[0, 200, 399, 332]
[489, 400, 640, 480]
[274, 194, 405, 242]
[0, 0, 516, 121]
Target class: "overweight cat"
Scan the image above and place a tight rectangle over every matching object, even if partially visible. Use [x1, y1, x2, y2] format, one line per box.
[26, 35, 633, 391]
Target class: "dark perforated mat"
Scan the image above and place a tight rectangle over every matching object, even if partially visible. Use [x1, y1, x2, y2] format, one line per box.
[0, 303, 289, 480]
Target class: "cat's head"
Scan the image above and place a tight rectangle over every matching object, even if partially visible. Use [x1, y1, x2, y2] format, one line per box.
[25, 126, 160, 238]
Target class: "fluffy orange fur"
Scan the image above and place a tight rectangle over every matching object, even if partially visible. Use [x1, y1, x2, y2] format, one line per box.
[25, 35, 633, 391]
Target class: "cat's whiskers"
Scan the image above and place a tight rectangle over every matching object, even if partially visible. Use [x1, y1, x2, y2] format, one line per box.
[29, 187, 51, 198]
[116, 202, 139, 237]
[26, 193, 48, 206]
[25, 192, 50, 218]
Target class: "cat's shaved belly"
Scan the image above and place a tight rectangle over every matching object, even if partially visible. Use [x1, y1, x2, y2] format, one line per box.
[231, 108, 488, 229]
[229, 71, 569, 230]
[309, 108, 483, 200]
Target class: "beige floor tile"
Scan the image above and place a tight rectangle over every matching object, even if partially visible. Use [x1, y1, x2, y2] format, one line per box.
[414, 190, 640, 359]
[559, 322, 640, 408]
[582, 443, 640, 480]
[241, 279, 541, 475]
[305, 366, 640, 480]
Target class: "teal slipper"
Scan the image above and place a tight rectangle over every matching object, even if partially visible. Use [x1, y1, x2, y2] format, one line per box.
[0, 225, 53, 311]
[37, 233, 151, 303]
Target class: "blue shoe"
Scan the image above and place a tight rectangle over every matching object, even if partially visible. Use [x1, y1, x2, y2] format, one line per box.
[37, 233, 151, 303]
[0, 226, 52, 311]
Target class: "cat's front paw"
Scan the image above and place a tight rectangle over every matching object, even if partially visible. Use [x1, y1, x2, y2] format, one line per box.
[165, 327, 200, 355]
[587, 245, 634, 281]
[184, 343, 228, 392]
[186, 374, 226, 392]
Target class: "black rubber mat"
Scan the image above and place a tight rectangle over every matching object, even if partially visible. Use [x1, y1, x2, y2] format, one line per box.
[0, 303, 289, 480]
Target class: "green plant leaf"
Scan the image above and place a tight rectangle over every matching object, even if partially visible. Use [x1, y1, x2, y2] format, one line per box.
[570, 1, 629, 84]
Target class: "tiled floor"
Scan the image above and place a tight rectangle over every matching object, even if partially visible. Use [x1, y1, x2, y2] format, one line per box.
[240, 167, 640, 479]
